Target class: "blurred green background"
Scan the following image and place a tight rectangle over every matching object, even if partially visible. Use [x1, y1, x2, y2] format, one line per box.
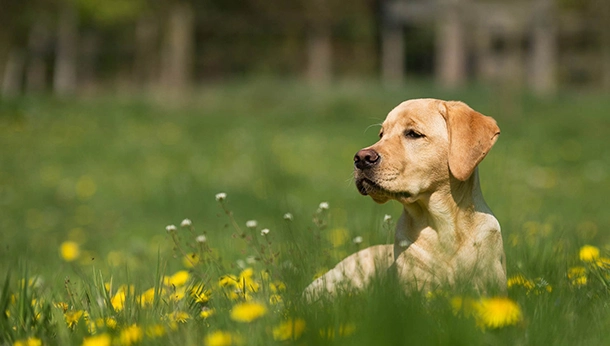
[1, 81, 609, 284]
[0, 0, 609, 295]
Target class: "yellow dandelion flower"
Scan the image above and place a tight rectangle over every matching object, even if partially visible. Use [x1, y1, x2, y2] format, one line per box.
[269, 281, 286, 293]
[269, 294, 282, 305]
[219, 275, 238, 288]
[507, 275, 535, 291]
[164, 270, 190, 287]
[13, 337, 42, 346]
[119, 324, 143, 346]
[146, 324, 166, 338]
[273, 318, 306, 341]
[82, 333, 111, 346]
[168, 311, 190, 324]
[191, 284, 211, 303]
[200, 308, 215, 319]
[474, 297, 522, 329]
[54, 301, 69, 312]
[60, 241, 81, 262]
[65, 310, 84, 328]
[327, 228, 349, 247]
[111, 291, 126, 311]
[230, 301, 267, 323]
[238, 268, 259, 292]
[595, 257, 610, 269]
[568, 266, 588, 286]
[450, 296, 477, 316]
[168, 286, 186, 302]
[205, 330, 242, 346]
[319, 323, 356, 339]
[182, 253, 200, 268]
[580, 245, 600, 262]
[137, 287, 156, 308]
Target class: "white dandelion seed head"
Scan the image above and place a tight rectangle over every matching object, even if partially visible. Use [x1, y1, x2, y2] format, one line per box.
[196, 235, 207, 243]
[246, 220, 258, 228]
[261, 228, 270, 236]
[353, 236, 363, 244]
[165, 225, 177, 233]
[384, 214, 392, 222]
[399, 240, 410, 248]
[246, 256, 256, 264]
[180, 218, 192, 227]
[283, 213, 293, 221]
[318, 202, 329, 210]
[236, 259, 246, 269]
[215, 192, 227, 201]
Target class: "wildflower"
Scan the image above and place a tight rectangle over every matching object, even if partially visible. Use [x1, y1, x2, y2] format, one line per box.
[215, 192, 227, 202]
[146, 324, 166, 338]
[119, 324, 143, 346]
[383, 214, 392, 222]
[507, 274, 535, 291]
[168, 287, 186, 302]
[219, 275, 238, 288]
[168, 311, 191, 324]
[568, 266, 587, 286]
[13, 337, 42, 346]
[196, 235, 207, 243]
[260, 228, 270, 236]
[111, 290, 126, 311]
[327, 228, 348, 247]
[269, 281, 286, 293]
[205, 331, 241, 346]
[54, 301, 69, 312]
[138, 287, 156, 308]
[180, 218, 192, 227]
[192, 287, 211, 304]
[246, 256, 256, 264]
[474, 297, 522, 329]
[94, 317, 117, 330]
[246, 220, 257, 228]
[165, 225, 177, 233]
[230, 302, 267, 322]
[450, 296, 477, 316]
[319, 323, 356, 339]
[352, 236, 363, 244]
[65, 310, 84, 328]
[164, 270, 190, 287]
[183, 253, 200, 268]
[283, 213, 293, 221]
[269, 294, 282, 305]
[60, 241, 81, 262]
[82, 333, 111, 346]
[319, 202, 329, 210]
[273, 318, 306, 341]
[579, 245, 600, 262]
[200, 307, 215, 319]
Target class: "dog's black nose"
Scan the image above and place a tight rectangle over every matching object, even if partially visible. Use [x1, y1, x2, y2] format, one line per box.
[354, 148, 380, 170]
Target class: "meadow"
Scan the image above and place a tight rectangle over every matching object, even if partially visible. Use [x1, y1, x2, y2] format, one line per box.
[1, 80, 609, 345]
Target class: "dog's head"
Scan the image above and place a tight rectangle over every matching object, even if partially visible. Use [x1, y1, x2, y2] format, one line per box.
[354, 99, 500, 204]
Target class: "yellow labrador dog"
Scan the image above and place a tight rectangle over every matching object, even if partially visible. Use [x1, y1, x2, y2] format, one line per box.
[305, 98, 506, 298]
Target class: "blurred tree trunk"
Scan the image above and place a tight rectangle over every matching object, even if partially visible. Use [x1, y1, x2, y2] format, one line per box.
[381, 20, 404, 86]
[2, 48, 25, 97]
[530, 0, 556, 96]
[160, 1, 194, 92]
[134, 14, 159, 88]
[436, 0, 466, 89]
[79, 31, 99, 92]
[307, 25, 332, 85]
[26, 19, 50, 93]
[306, 0, 332, 85]
[53, 1, 78, 96]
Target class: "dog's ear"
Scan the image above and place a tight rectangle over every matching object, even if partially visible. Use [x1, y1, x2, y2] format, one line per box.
[439, 101, 500, 181]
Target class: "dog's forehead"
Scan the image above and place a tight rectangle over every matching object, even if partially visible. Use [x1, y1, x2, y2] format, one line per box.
[383, 99, 445, 130]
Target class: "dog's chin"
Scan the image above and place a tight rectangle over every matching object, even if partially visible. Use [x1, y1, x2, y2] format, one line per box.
[355, 178, 391, 204]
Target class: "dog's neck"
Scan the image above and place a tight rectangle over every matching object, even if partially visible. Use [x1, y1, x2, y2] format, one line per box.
[394, 168, 492, 258]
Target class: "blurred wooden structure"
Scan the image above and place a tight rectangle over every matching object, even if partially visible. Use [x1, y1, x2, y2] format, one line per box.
[380, 0, 567, 94]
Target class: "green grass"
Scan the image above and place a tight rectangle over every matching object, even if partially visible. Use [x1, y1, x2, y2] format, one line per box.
[1, 80, 609, 345]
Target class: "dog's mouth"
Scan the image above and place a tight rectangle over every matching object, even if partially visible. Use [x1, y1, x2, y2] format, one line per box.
[356, 177, 381, 196]
[355, 176, 411, 201]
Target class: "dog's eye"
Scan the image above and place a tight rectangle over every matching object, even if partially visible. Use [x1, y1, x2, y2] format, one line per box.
[379, 132, 384, 139]
[404, 130, 424, 139]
